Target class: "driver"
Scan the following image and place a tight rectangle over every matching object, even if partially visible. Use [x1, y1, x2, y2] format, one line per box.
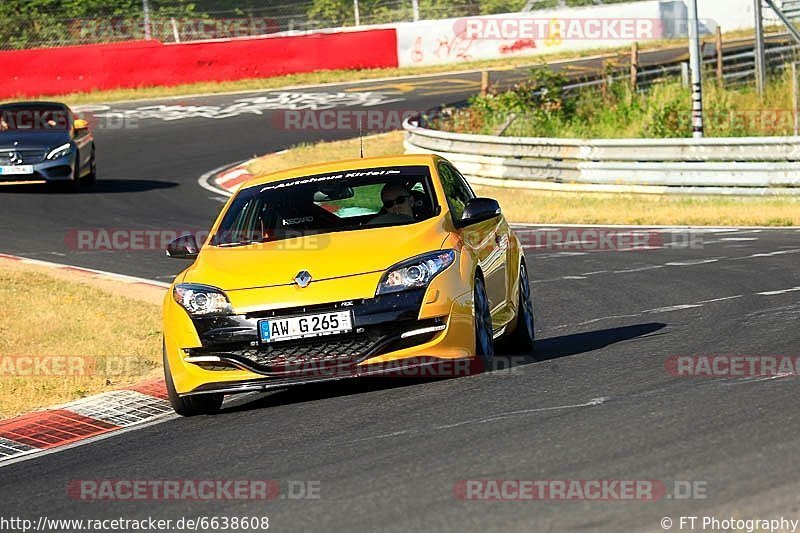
[380, 183, 414, 219]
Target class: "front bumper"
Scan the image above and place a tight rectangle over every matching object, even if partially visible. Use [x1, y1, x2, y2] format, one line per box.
[0, 154, 75, 183]
[185, 289, 444, 374]
[166, 286, 476, 395]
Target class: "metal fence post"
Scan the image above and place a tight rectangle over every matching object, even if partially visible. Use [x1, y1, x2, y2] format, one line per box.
[688, 0, 705, 138]
[142, 0, 152, 40]
[793, 62, 800, 136]
[716, 26, 724, 86]
[631, 42, 639, 90]
[754, 0, 767, 96]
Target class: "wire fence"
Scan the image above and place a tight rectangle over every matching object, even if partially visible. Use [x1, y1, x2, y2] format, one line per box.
[0, 0, 646, 50]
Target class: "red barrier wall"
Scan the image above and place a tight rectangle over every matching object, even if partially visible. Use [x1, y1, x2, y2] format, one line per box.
[0, 29, 398, 99]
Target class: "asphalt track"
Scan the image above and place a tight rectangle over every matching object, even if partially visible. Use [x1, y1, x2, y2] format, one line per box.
[1, 40, 799, 532]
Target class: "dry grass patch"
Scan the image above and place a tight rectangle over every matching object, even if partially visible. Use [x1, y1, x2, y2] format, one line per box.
[473, 187, 800, 227]
[247, 132, 404, 176]
[246, 130, 800, 227]
[0, 263, 163, 419]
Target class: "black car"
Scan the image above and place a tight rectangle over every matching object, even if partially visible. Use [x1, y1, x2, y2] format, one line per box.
[0, 101, 96, 189]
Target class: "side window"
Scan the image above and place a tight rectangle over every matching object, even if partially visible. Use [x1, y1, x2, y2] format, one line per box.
[438, 163, 474, 223]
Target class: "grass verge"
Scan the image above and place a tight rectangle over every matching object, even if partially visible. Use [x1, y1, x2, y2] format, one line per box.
[245, 130, 800, 227]
[0, 262, 163, 419]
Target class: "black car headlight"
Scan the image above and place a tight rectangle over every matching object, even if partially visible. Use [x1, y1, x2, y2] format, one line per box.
[46, 143, 72, 160]
[376, 250, 456, 296]
[173, 283, 233, 316]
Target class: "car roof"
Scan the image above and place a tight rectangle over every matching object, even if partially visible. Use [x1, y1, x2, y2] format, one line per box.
[242, 153, 441, 189]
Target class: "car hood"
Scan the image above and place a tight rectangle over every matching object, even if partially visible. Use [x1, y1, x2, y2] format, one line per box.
[182, 217, 449, 292]
[0, 130, 70, 149]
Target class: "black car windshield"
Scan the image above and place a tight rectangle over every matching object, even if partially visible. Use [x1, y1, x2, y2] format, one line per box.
[0, 103, 72, 132]
[211, 165, 439, 246]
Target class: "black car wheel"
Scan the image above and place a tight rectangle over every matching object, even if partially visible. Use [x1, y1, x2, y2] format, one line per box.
[507, 262, 535, 353]
[81, 148, 96, 187]
[163, 342, 223, 416]
[474, 276, 495, 370]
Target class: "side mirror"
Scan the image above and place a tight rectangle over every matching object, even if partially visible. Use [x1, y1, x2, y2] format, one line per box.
[166, 234, 200, 259]
[456, 198, 501, 228]
[73, 118, 89, 131]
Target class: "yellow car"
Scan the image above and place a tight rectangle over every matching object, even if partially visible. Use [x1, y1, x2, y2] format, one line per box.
[163, 154, 534, 416]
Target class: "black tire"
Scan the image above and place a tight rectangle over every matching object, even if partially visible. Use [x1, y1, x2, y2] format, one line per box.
[81, 149, 96, 188]
[507, 262, 536, 353]
[473, 275, 495, 371]
[163, 342, 223, 416]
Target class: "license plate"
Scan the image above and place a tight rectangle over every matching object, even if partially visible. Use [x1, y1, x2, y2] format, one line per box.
[0, 165, 34, 175]
[259, 310, 353, 343]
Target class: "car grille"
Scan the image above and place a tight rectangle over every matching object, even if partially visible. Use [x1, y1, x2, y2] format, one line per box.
[0, 149, 47, 165]
[187, 320, 441, 375]
[243, 329, 384, 369]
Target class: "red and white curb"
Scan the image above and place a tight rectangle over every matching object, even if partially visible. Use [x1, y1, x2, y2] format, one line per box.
[197, 159, 255, 198]
[0, 253, 172, 464]
[0, 381, 171, 464]
[216, 164, 253, 193]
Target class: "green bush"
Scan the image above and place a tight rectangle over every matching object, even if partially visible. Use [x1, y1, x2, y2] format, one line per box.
[439, 66, 795, 138]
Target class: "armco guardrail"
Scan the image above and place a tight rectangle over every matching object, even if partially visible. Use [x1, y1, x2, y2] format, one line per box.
[403, 119, 800, 195]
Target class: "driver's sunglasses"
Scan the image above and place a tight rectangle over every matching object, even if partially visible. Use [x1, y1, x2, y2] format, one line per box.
[383, 195, 410, 208]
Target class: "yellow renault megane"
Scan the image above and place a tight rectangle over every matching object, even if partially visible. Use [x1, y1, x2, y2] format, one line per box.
[163, 154, 534, 415]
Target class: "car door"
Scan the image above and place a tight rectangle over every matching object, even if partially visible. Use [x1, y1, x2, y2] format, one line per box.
[438, 162, 508, 326]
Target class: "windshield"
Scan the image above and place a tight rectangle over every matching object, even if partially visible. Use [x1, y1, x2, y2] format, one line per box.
[0, 103, 72, 133]
[211, 165, 439, 246]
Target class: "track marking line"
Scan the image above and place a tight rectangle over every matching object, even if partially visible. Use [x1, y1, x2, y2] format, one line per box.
[739, 249, 800, 259]
[757, 287, 800, 296]
[696, 295, 743, 304]
[645, 304, 704, 314]
[338, 397, 610, 446]
[433, 397, 610, 431]
[665, 259, 722, 267]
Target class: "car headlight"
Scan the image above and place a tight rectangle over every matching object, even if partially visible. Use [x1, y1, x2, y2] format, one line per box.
[377, 250, 456, 295]
[46, 143, 72, 160]
[173, 284, 233, 316]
